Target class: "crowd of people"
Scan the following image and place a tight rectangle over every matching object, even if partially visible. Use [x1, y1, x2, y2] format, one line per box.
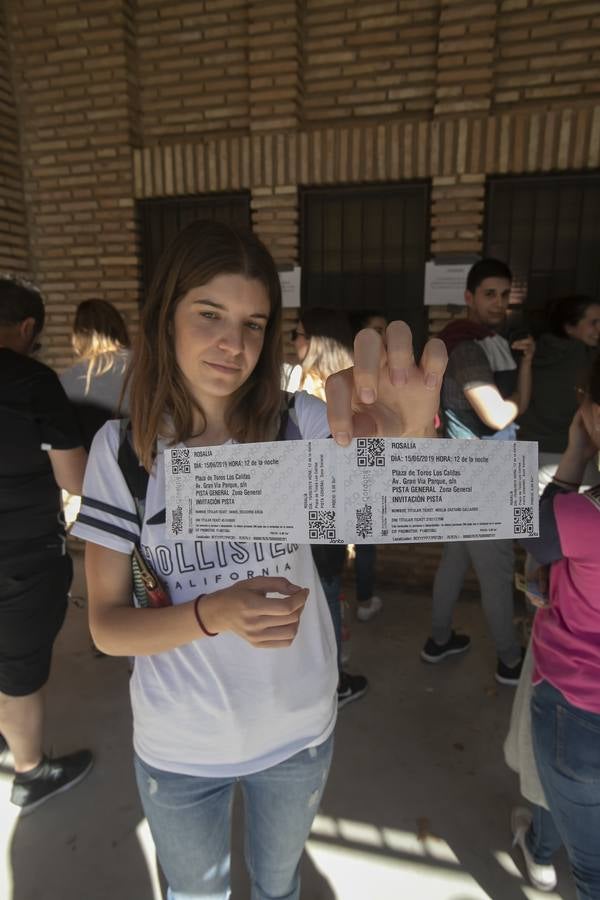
[1, 221, 599, 900]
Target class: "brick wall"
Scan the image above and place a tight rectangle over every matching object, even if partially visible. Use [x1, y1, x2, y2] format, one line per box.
[2, 0, 600, 368]
[0, 5, 27, 273]
[495, 0, 600, 108]
[304, 0, 439, 124]
[5, 0, 140, 370]
[138, 0, 250, 142]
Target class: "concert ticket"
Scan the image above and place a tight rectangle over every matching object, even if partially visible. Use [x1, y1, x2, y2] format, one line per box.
[164, 437, 538, 544]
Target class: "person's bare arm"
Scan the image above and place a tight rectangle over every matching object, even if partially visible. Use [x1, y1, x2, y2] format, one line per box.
[85, 543, 309, 656]
[464, 384, 519, 431]
[48, 446, 88, 495]
[510, 336, 535, 415]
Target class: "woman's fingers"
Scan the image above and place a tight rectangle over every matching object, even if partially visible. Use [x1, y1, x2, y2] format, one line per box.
[419, 337, 448, 392]
[352, 328, 385, 404]
[385, 321, 415, 385]
[325, 367, 355, 446]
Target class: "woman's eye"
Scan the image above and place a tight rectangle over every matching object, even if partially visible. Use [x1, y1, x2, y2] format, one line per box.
[200, 311, 218, 320]
[246, 321, 263, 332]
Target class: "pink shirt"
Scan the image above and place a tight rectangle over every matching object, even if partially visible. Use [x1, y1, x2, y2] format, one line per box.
[533, 491, 600, 714]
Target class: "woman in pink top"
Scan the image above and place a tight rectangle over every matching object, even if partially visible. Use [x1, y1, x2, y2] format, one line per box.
[518, 354, 600, 900]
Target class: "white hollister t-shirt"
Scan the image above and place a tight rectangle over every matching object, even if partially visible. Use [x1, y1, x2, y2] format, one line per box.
[72, 391, 338, 777]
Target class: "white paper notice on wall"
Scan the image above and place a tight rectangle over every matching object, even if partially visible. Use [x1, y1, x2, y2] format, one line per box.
[424, 261, 472, 306]
[279, 266, 301, 308]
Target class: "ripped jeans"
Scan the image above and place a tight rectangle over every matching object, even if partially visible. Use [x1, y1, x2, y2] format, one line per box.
[134, 734, 334, 900]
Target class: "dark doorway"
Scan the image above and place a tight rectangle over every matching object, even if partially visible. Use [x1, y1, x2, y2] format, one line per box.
[137, 192, 252, 300]
[485, 172, 600, 333]
[300, 182, 430, 350]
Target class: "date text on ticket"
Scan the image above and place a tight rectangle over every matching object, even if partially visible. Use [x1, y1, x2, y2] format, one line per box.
[165, 437, 538, 545]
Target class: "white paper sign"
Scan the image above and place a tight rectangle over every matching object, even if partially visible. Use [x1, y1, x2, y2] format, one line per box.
[424, 261, 472, 306]
[279, 266, 301, 308]
[165, 438, 538, 545]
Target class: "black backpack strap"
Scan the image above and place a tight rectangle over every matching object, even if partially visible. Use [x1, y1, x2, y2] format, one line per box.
[117, 419, 149, 531]
[276, 391, 302, 441]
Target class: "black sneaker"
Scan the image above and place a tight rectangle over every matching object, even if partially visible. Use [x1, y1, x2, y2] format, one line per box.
[10, 750, 93, 815]
[337, 672, 368, 709]
[496, 653, 524, 686]
[421, 631, 471, 663]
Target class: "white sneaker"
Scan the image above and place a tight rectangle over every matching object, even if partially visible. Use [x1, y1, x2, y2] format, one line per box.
[356, 595, 383, 622]
[511, 806, 557, 892]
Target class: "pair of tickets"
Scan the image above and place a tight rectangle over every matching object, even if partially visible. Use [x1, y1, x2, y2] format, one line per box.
[165, 437, 538, 545]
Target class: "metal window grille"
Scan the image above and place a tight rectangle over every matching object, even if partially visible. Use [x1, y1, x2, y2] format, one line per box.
[137, 192, 252, 300]
[484, 174, 600, 325]
[300, 182, 430, 350]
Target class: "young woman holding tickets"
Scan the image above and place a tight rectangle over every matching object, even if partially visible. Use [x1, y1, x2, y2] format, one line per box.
[72, 220, 446, 900]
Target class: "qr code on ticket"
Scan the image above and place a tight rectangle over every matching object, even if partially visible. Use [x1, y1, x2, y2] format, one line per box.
[308, 510, 336, 540]
[356, 438, 385, 467]
[356, 504, 373, 540]
[171, 448, 190, 475]
[513, 506, 534, 535]
[171, 506, 183, 536]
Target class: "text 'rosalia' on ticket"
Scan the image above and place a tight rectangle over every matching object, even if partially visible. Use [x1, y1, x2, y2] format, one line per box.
[164, 437, 539, 545]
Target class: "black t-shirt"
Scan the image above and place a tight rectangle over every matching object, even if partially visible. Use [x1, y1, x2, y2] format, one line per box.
[0, 348, 82, 568]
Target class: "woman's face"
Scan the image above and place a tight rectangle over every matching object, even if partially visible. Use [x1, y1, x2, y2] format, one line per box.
[173, 274, 270, 407]
[293, 322, 309, 362]
[565, 304, 600, 347]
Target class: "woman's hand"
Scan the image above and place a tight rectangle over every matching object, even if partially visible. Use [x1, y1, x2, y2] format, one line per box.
[325, 321, 448, 445]
[511, 335, 535, 363]
[198, 577, 309, 648]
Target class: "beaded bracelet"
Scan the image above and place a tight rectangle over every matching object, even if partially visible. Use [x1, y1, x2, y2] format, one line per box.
[194, 594, 219, 637]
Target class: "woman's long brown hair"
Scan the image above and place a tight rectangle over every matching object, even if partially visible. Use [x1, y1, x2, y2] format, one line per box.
[128, 220, 283, 471]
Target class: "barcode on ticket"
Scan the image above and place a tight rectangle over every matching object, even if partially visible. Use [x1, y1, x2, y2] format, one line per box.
[171, 506, 183, 536]
[356, 504, 373, 539]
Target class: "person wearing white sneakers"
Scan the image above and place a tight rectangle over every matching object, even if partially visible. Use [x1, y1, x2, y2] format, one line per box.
[511, 806, 558, 893]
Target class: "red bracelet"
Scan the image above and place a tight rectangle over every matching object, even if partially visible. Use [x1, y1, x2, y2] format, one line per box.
[194, 595, 219, 637]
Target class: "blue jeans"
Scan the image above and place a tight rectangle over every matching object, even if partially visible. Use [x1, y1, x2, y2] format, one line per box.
[320, 574, 342, 673]
[532, 680, 600, 899]
[355, 544, 376, 604]
[134, 734, 334, 900]
[526, 803, 562, 865]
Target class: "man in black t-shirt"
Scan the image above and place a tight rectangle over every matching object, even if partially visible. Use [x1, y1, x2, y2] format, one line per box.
[0, 277, 93, 814]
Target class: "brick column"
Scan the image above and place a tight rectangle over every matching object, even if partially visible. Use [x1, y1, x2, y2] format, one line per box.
[248, 0, 304, 133]
[7, 0, 140, 370]
[247, 1, 303, 349]
[0, 6, 28, 273]
[429, 173, 485, 335]
[434, 0, 497, 117]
